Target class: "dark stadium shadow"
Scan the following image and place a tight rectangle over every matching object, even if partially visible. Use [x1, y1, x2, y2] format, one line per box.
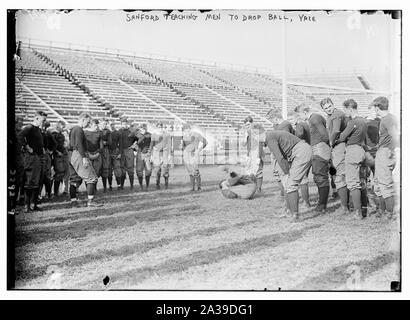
[82, 223, 323, 289]
[291, 251, 399, 290]
[15, 205, 207, 248]
[36, 185, 220, 212]
[19, 197, 195, 227]
[15, 219, 262, 282]
[101, 186, 219, 202]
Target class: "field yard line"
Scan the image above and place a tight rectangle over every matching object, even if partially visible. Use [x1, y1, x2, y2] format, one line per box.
[16, 189, 222, 226]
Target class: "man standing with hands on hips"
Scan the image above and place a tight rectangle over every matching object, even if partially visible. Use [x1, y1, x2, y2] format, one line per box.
[17, 110, 47, 212]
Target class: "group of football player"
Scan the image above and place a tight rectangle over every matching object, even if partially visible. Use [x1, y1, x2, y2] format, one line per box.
[219, 96, 399, 222]
[10, 112, 210, 212]
[9, 95, 399, 220]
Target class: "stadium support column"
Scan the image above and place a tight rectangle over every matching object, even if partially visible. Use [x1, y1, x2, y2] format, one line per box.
[281, 13, 288, 120]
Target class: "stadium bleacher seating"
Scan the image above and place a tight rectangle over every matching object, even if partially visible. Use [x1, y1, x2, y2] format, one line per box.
[15, 44, 389, 133]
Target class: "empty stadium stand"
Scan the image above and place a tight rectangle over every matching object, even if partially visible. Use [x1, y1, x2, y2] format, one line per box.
[14, 43, 389, 134]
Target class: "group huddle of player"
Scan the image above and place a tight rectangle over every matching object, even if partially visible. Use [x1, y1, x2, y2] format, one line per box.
[11, 113, 209, 212]
[219, 96, 399, 222]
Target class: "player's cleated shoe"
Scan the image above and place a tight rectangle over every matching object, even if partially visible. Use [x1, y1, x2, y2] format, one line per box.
[23, 205, 31, 213]
[277, 208, 290, 218]
[292, 212, 300, 222]
[354, 209, 364, 220]
[87, 200, 103, 208]
[109, 186, 113, 192]
[156, 184, 160, 190]
[299, 201, 311, 211]
[374, 209, 384, 219]
[314, 204, 326, 216]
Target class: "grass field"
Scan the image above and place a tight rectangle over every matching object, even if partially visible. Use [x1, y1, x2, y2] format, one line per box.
[13, 164, 400, 291]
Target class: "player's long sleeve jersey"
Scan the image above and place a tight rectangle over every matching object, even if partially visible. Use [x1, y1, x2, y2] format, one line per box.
[339, 116, 368, 147]
[18, 124, 45, 155]
[265, 130, 301, 174]
[308, 113, 329, 146]
[69, 126, 87, 158]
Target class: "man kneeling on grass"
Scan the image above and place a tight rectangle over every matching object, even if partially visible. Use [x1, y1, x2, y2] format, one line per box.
[219, 171, 258, 200]
[219, 124, 265, 200]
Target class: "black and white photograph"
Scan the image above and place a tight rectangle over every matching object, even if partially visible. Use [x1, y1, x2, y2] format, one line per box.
[6, 7, 402, 292]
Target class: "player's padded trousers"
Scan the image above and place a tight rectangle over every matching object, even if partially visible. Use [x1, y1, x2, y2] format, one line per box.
[69, 150, 98, 185]
[136, 152, 152, 177]
[311, 142, 331, 188]
[283, 141, 313, 193]
[23, 153, 43, 190]
[374, 147, 396, 199]
[90, 154, 102, 178]
[152, 149, 170, 178]
[53, 153, 68, 182]
[183, 150, 200, 176]
[120, 148, 135, 178]
[331, 142, 346, 190]
[101, 147, 112, 179]
[345, 144, 365, 191]
[110, 151, 122, 179]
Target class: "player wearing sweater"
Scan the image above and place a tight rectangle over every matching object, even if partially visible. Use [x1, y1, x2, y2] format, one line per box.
[295, 104, 330, 214]
[266, 109, 295, 198]
[100, 118, 113, 192]
[17, 110, 47, 212]
[109, 121, 122, 190]
[264, 129, 312, 221]
[320, 97, 350, 214]
[337, 99, 368, 219]
[242, 116, 265, 193]
[135, 124, 153, 191]
[68, 113, 100, 208]
[84, 119, 103, 179]
[294, 117, 312, 209]
[371, 96, 400, 219]
[119, 117, 138, 190]
[151, 122, 172, 190]
[182, 124, 208, 191]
